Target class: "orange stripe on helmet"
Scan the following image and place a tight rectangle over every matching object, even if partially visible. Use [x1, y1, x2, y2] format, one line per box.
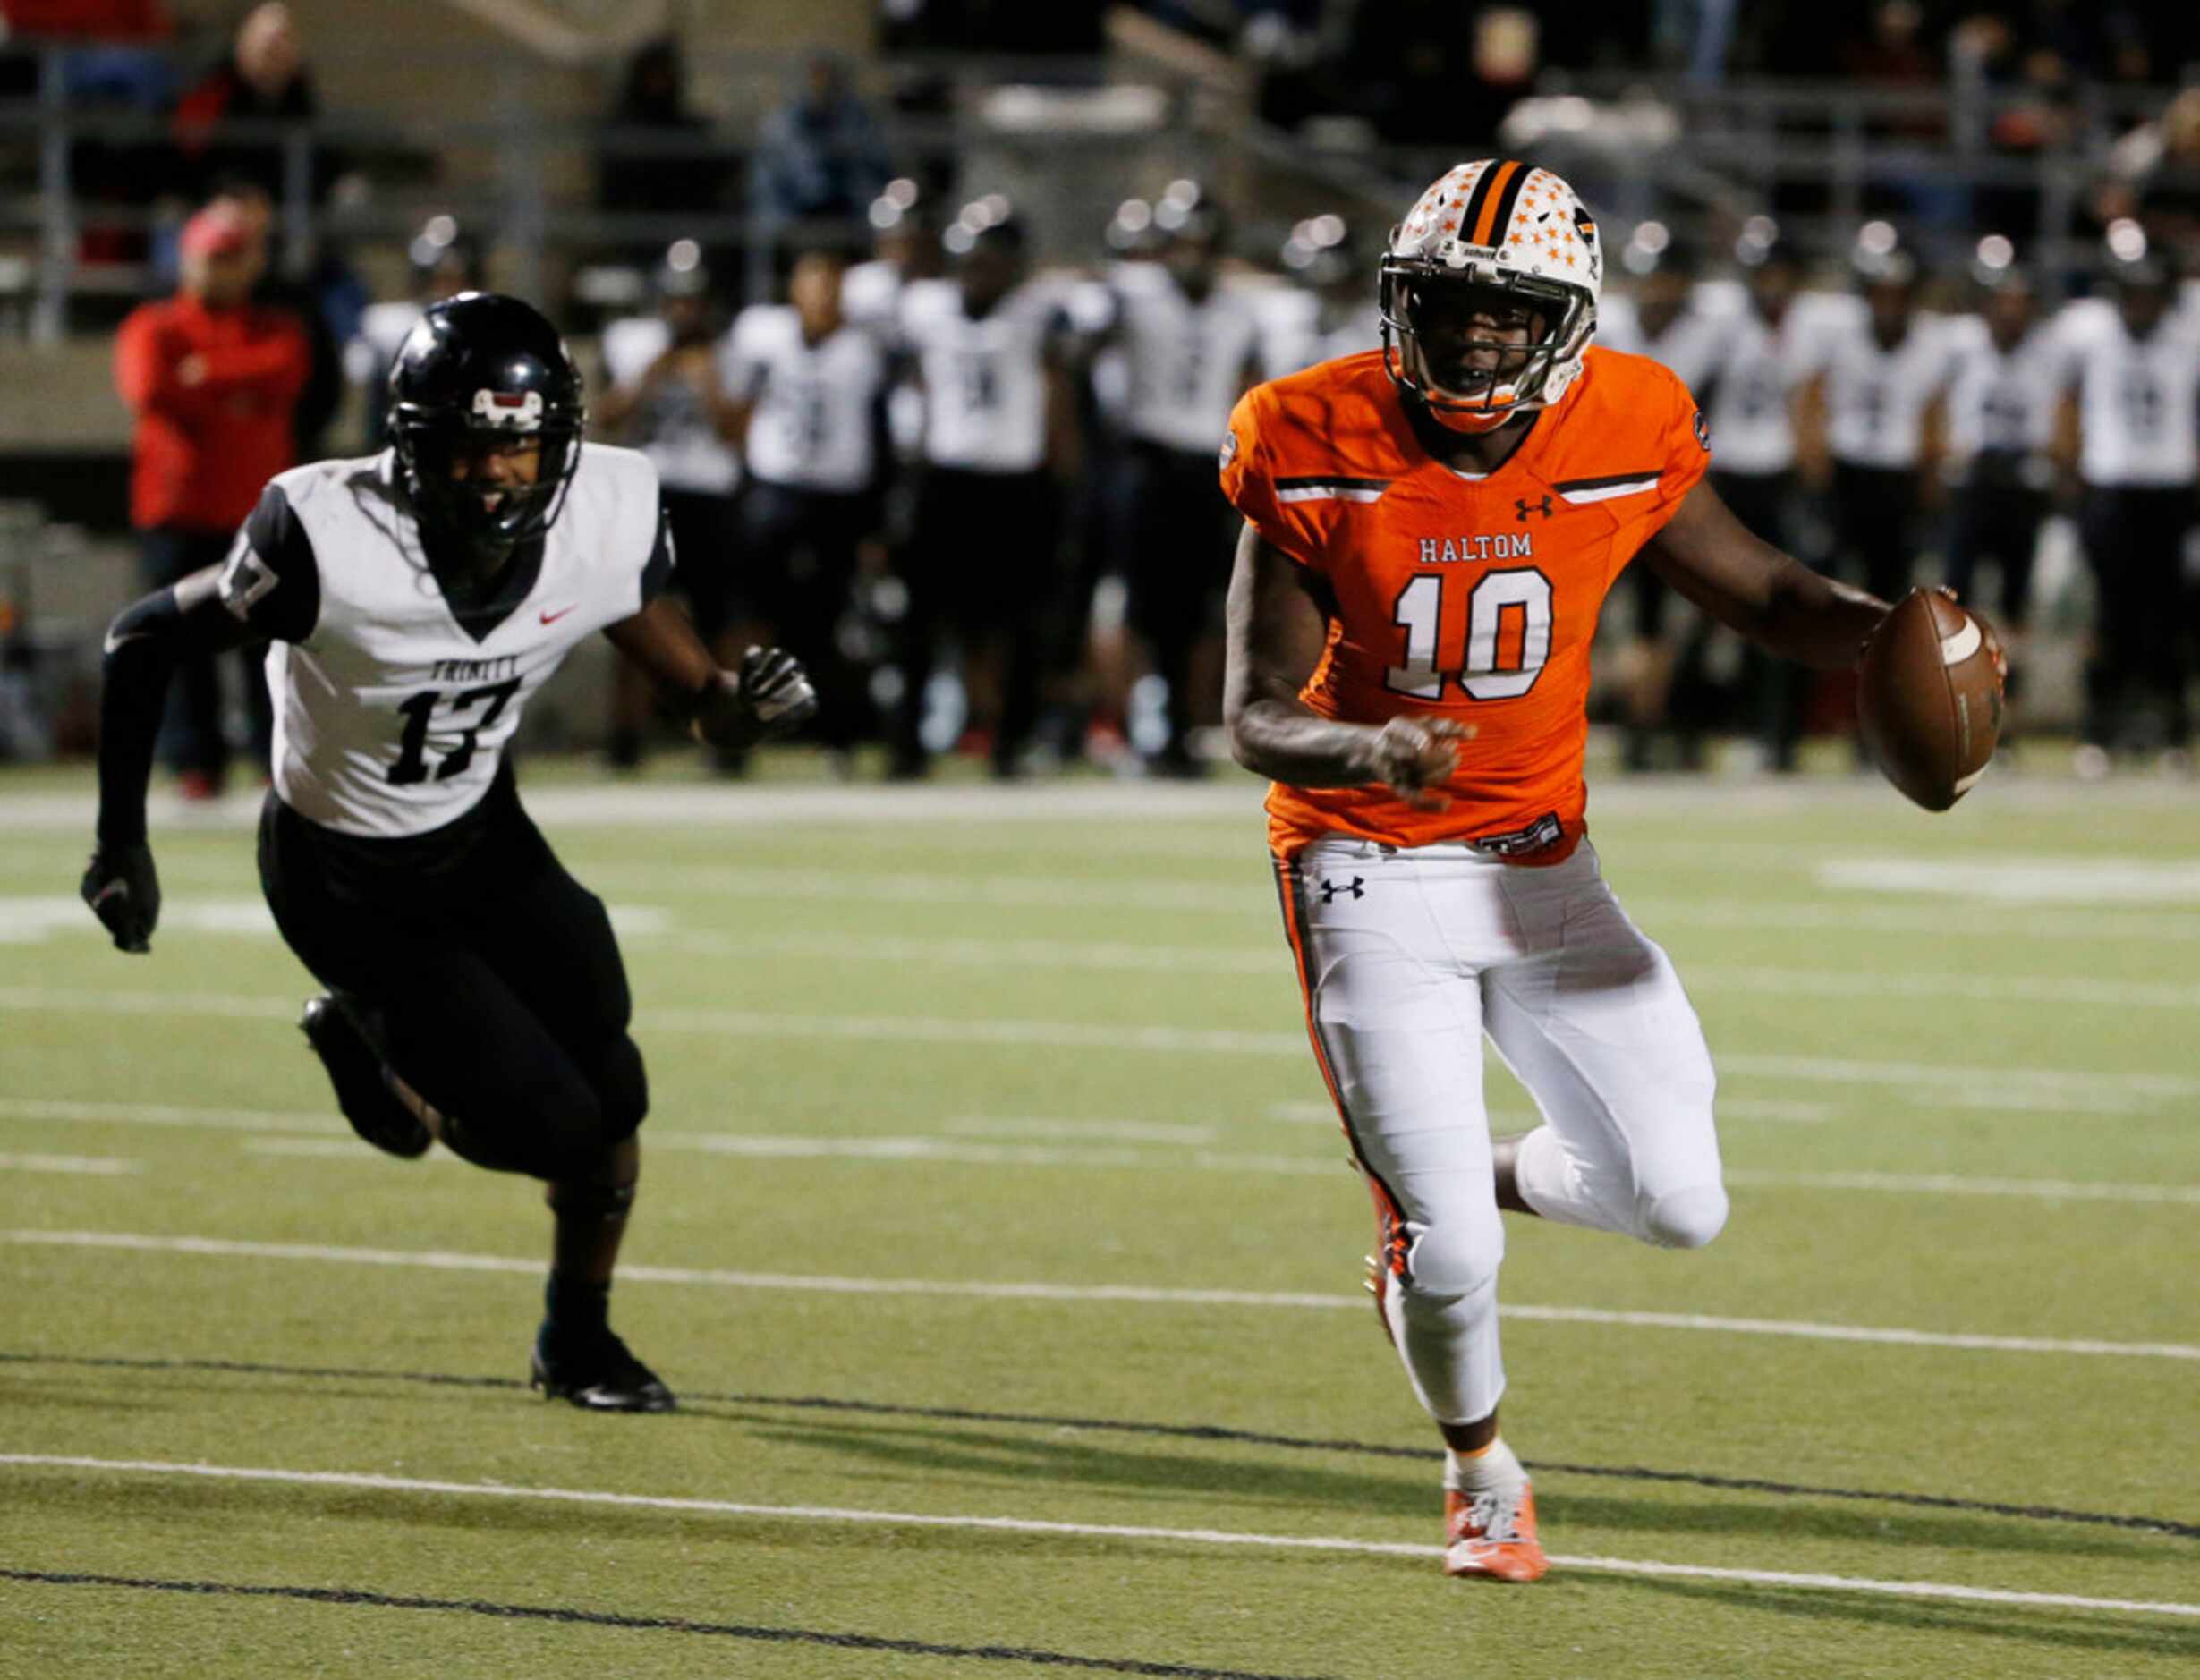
[1468, 158, 1523, 248]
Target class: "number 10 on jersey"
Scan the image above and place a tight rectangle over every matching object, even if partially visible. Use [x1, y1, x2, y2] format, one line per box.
[1386, 567, 1554, 701]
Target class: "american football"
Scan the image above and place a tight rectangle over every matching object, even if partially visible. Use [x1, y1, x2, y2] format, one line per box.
[1858, 588, 2006, 811]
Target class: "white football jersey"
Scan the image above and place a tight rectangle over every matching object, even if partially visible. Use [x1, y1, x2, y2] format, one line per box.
[1111, 274, 1264, 455]
[841, 259, 905, 333]
[234, 445, 669, 838]
[1697, 310, 1804, 477]
[599, 315, 743, 496]
[899, 277, 1061, 473]
[1593, 295, 1724, 390]
[1256, 287, 1383, 381]
[2051, 299, 2200, 488]
[725, 305, 889, 494]
[1803, 300, 1956, 471]
[343, 299, 424, 394]
[1941, 316, 2062, 467]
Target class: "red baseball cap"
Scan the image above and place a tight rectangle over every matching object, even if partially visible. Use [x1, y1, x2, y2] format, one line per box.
[180, 206, 253, 260]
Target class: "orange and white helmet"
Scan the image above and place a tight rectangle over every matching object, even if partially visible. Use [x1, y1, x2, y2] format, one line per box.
[1380, 159, 1601, 429]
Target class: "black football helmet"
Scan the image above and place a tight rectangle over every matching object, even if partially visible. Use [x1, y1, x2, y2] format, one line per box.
[387, 292, 585, 558]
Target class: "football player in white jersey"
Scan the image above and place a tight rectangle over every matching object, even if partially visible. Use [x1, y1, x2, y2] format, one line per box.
[889, 202, 1078, 778]
[1797, 241, 1956, 605]
[81, 293, 818, 1412]
[1258, 217, 1384, 381]
[1105, 188, 1264, 775]
[1941, 254, 2060, 706]
[724, 247, 895, 759]
[845, 179, 947, 335]
[344, 218, 483, 454]
[594, 243, 748, 769]
[2054, 242, 2200, 769]
[1596, 233, 1729, 769]
[1709, 225, 1819, 770]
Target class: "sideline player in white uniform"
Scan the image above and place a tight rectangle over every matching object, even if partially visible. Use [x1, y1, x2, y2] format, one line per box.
[725, 247, 896, 755]
[1259, 217, 1384, 380]
[1106, 188, 1264, 774]
[844, 178, 945, 336]
[2053, 242, 2200, 767]
[344, 219, 483, 454]
[1703, 226, 1818, 769]
[1797, 242, 1956, 605]
[891, 202, 1078, 777]
[1941, 255, 2061, 679]
[81, 293, 818, 1411]
[595, 245, 748, 768]
[1220, 160, 1941, 1582]
[1594, 233, 1729, 768]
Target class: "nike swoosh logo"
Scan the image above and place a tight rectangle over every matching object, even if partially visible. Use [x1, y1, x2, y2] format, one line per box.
[539, 605, 577, 625]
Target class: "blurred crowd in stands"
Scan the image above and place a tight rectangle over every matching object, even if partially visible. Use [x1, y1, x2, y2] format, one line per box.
[4, 1, 2197, 785]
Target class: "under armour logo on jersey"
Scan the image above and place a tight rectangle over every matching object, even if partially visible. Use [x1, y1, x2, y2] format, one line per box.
[1516, 496, 1554, 522]
[1319, 876, 1365, 903]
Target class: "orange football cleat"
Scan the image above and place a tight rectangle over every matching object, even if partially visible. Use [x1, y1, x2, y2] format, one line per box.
[1443, 1479, 1550, 1582]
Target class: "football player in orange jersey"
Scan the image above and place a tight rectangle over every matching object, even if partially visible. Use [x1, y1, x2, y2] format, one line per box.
[1220, 161, 1892, 1582]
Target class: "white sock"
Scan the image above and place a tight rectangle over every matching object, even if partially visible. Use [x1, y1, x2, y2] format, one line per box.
[1444, 1434, 1525, 1494]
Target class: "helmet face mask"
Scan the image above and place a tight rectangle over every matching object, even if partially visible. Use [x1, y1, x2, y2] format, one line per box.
[386, 293, 586, 562]
[1380, 160, 1601, 431]
[1380, 263, 1591, 428]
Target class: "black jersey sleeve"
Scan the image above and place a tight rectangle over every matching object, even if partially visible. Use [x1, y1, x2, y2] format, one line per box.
[227, 481, 322, 644]
[92, 479, 316, 847]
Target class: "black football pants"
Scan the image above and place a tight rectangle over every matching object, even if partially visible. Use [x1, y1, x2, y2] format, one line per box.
[259, 779, 646, 1181]
[2079, 485, 2194, 749]
[1119, 438, 1238, 759]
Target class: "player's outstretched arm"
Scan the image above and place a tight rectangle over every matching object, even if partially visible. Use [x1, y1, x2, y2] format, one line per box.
[1640, 479, 1889, 671]
[601, 598, 818, 752]
[82, 566, 257, 952]
[1222, 523, 1462, 809]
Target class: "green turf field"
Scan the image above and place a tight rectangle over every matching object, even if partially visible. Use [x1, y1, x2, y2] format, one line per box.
[3, 759, 2196, 1677]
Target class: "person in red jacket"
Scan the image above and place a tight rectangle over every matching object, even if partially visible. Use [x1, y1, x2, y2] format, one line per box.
[114, 202, 309, 795]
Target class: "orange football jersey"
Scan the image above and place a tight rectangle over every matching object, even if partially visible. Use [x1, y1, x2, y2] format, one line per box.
[1220, 346, 1710, 862]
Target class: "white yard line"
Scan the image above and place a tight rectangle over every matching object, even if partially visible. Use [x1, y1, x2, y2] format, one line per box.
[1626, 898, 2200, 944]
[242, 1133, 2200, 1205]
[0, 1453, 2193, 1618]
[1818, 857, 2200, 905]
[0, 1099, 343, 1136]
[635, 933, 2200, 1010]
[4, 989, 2190, 1110]
[1724, 1169, 2200, 1206]
[242, 1134, 1344, 1176]
[534, 869, 2200, 942]
[9, 1230, 2195, 1361]
[14, 1101, 2172, 1206]
[641, 929, 1281, 975]
[0, 1153, 140, 1176]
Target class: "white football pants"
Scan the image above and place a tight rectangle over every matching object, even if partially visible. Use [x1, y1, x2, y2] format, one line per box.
[1275, 836, 1726, 1427]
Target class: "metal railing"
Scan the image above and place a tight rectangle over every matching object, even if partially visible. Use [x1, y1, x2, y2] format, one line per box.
[4, 38, 2192, 338]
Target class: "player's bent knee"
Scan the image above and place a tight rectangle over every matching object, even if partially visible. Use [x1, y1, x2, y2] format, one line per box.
[1641, 1184, 1728, 1251]
[1401, 1218, 1504, 1302]
[515, 1077, 608, 1182]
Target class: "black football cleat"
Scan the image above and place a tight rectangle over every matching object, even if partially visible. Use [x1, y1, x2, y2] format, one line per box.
[300, 994, 432, 1159]
[530, 1327, 676, 1413]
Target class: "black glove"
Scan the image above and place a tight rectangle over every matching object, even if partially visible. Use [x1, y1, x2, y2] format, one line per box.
[736, 644, 819, 733]
[81, 843, 160, 954]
